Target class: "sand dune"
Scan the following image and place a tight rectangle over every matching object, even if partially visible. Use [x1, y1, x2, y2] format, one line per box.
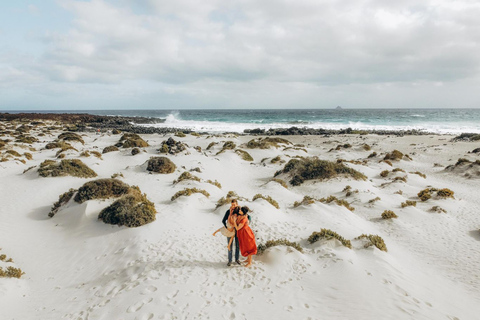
[1, 122, 480, 319]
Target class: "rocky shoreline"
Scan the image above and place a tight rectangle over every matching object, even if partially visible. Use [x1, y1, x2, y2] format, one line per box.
[0, 112, 471, 137]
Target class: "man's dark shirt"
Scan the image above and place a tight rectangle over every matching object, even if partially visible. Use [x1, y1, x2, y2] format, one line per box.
[222, 209, 251, 229]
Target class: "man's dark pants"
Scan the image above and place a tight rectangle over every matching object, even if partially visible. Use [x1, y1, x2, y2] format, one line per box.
[227, 235, 240, 262]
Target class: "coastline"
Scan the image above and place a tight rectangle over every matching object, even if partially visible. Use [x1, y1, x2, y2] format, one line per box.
[1, 111, 475, 137]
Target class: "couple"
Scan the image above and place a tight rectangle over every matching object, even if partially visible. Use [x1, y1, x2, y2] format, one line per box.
[214, 199, 257, 267]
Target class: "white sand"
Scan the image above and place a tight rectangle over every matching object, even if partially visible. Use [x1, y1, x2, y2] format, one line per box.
[1, 124, 480, 320]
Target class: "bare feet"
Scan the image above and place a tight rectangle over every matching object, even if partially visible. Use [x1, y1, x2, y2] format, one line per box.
[244, 262, 252, 268]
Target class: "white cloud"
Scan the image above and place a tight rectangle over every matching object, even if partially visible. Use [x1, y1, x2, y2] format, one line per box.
[2, 0, 480, 108]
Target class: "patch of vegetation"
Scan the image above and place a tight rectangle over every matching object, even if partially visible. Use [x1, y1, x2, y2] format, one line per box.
[383, 160, 393, 166]
[335, 143, 352, 150]
[80, 150, 90, 157]
[293, 195, 316, 208]
[271, 156, 281, 164]
[131, 147, 140, 155]
[190, 167, 202, 173]
[5, 150, 21, 157]
[191, 132, 201, 137]
[216, 141, 236, 155]
[58, 132, 85, 145]
[393, 176, 407, 183]
[392, 168, 405, 173]
[252, 194, 280, 209]
[246, 137, 292, 149]
[174, 171, 201, 184]
[356, 234, 387, 252]
[430, 206, 447, 213]
[112, 129, 121, 135]
[368, 196, 381, 204]
[384, 150, 404, 161]
[318, 195, 355, 211]
[215, 191, 248, 209]
[45, 141, 73, 150]
[171, 188, 210, 201]
[368, 152, 377, 158]
[363, 144, 371, 151]
[118, 133, 149, 148]
[235, 149, 254, 161]
[257, 239, 303, 255]
[381, 210, 398, 219]
[401, 200, 417, 208]
[24, 152, 32, 160]
[437, 188, 455, 199]
[418, 187, 454, 201]
[174, 131, 186, 138]
[308, 229, 352, 249]
[380, 170, 389, 177]
[16, 135, 38, 144]
[111, 173, 124, 179]
[147, 157, 176, 174]
[98, 193, 156, 228]
[102, 145, 119, 154]
[206, 180, 222, 188]
[410, 171, 426, 178]
[74, 178, 132, 203]
[49, 189, 76, 217]
[91, 151, 102, 159]
[275, 157, 366, 186]
[456, 158, 471, 165]
[206, 142, 217, 150]
[0, 266, 25, 279]
[271, 178, 288, 189]
[38, 159, 97, 178]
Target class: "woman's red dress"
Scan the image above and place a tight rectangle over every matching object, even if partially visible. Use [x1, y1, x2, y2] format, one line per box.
[236, 216, 257, 257]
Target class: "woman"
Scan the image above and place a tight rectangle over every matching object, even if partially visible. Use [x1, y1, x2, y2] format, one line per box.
[234, 206, 257, 267]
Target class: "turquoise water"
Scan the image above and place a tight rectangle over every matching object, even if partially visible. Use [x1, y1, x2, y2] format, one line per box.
[8, 109, 480, 133]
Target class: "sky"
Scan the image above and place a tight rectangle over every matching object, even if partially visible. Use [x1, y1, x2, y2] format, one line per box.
[1, 0, 480, 110]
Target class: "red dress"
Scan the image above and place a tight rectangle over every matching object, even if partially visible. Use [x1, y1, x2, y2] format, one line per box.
[236, 216, 257, 257]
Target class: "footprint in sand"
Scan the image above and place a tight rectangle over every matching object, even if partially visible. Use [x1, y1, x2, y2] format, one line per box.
[140, 285, 158, 295]
[127, 298, 153, 313]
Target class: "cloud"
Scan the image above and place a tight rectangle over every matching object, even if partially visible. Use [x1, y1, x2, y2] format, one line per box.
[2, 0, 480, 108]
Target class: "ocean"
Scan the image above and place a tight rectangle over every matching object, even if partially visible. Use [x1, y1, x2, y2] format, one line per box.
[6, 109, 480, 134]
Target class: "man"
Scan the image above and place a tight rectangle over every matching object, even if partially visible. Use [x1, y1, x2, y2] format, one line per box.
[222, 199, 241, 266]
[222, 199, 251, 267]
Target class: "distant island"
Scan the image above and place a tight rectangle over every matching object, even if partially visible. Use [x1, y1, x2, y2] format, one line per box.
[336, 106, 343, 110]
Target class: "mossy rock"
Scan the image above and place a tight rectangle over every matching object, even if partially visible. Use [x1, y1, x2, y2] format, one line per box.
[275, 157, 366, 186]
[112, 129, 121, 135]
[103, 145, 119, 154]
[147, 157, 176, 174]
[74, 178, 132, 203]
[38, 159, 97, 178]
[98, 194, 156, 228]
[131, 148, 140, 155]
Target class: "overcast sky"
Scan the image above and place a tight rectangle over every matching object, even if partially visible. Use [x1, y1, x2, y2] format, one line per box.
[1, 0, 480, 110]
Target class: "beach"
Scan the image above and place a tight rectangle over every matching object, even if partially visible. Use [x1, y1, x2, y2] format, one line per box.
[1, 117, 480, 320]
